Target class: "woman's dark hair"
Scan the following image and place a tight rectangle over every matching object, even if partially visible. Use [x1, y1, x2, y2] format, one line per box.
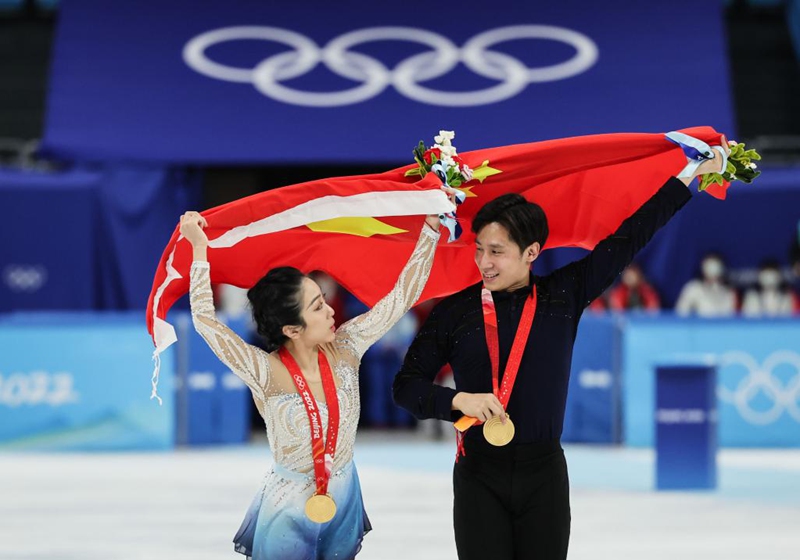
[471, 193, 549, 251]
[247, 266, 307, 352]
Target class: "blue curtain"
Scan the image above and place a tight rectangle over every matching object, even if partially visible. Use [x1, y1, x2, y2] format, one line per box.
[0, 164, 200, 312]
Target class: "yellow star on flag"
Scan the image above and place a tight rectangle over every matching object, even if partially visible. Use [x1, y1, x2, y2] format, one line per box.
[306, 217, 408, 238]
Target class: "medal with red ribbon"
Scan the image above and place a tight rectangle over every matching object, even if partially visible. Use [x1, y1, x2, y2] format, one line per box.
[454, 284, 537, 448]
[279, 346, 340, 523]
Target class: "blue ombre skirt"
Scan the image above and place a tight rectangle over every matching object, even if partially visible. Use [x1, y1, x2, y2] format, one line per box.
[233, 461, 372, 560]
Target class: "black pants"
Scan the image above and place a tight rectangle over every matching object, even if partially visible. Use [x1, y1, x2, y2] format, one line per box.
[453, 439, 571, 560]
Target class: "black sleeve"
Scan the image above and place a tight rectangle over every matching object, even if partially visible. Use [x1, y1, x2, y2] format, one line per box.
[552, 176, 692, 309]
[392, 303, 459, 421]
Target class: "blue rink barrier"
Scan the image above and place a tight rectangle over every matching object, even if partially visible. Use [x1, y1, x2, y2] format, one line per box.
[623, 315, 800, 447]
[0, 312, 175, 450]
[563, 314, 621, 443]
[656, 362, 717, 490]
[2, 311, 797, 449]
[174, 312, 252, 446]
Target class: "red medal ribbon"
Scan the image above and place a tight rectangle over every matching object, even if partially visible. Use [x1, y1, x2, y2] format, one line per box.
[454, 284, 537, 444]
[482, 284, 537, 411]
[279, 347, 340, 495]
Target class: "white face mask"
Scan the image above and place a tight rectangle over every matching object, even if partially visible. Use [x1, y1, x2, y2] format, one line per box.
[702, 259, 724, 280]
[758, 270, 782, 290]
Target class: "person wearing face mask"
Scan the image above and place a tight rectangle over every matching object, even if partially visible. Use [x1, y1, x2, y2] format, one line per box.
[608, 263, 661, 311]
[176, 189, 455, 559]
[675, 252, 738, 317]
[741, 260, 797, 317]
[393, 144, 730, 560]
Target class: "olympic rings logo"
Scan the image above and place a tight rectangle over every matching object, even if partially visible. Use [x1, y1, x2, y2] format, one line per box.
[717, 350, 800, 425]
[3, 265, 47, 293]
[183, 25, 599, 107]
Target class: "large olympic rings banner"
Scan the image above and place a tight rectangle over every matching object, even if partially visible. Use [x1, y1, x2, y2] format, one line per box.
[41, 0, 734, 163]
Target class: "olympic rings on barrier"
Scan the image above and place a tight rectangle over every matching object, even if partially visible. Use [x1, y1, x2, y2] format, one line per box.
[718, 350, 800, 425]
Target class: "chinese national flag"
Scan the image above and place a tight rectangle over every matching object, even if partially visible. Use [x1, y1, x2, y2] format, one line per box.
[146, 126, 727, 356]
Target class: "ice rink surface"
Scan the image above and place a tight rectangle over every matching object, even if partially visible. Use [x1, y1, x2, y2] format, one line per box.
[1, 433, 798, 560]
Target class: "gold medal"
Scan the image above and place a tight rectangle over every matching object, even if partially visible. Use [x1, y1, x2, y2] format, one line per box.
[305, 493, 337, 523]
[483, 415, 515, 446]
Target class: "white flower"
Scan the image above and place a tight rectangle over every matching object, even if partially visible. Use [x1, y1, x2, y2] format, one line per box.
[437, 145, 457, 159]
[746, 162, 757, 170]
[728, 140, 738, 146]
[730, 174, 737, 180]
[434, 132, 455, 147]
[461, 165, 473, 181]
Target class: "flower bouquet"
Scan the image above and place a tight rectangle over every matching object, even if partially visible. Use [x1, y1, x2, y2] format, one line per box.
[404, 130, 473, 187]
[698, 140, 762, 192]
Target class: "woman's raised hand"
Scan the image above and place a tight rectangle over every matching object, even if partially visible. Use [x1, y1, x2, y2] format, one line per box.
[179, 211, 209, 248]
[425, 186, 459, 232]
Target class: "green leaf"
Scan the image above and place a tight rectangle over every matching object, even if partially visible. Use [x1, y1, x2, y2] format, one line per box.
[413, 141, 427, 161]
[700, 172, 725, 191]
[404, 168, 421, 177]
[740, 170, 761, 184]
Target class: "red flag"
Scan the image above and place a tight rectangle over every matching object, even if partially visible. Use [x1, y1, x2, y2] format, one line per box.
[146, 126, 727, 361]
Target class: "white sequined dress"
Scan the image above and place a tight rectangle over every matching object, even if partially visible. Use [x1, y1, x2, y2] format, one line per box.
[189, 224, 439, 560]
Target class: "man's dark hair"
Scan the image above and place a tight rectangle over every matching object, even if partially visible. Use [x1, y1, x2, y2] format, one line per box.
[471, 193, 549, 251]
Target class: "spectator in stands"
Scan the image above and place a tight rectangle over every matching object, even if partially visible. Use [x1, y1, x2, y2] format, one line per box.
[608, 263, 661, 311]
[742, 259, 798, 317]
[675, 252, 737, 317]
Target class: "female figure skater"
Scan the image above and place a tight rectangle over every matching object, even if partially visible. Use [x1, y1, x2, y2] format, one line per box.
[179, 192, 452, 559]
